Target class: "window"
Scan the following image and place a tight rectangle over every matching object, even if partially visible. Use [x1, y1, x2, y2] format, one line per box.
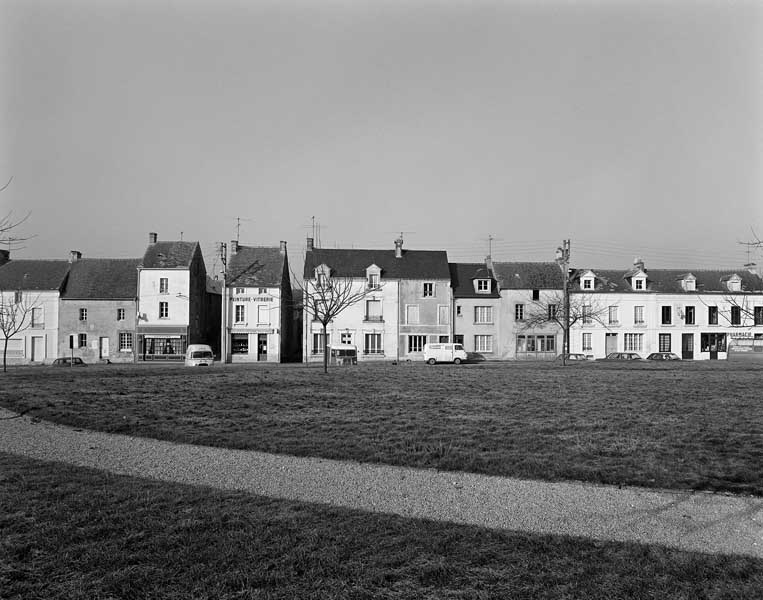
[78, 333, 87, 348]
[477, 279, 490, 293]
[708, 306, 718, 325]
[317, 273, 328, 288]
[517, 335, 555, 353]
[258, 288, 267, 295]
[474, 335, 493, 352]
[119, 332, 133, 351]
[608, 306, 618, 325]
[515, 304, 524, 321]
[117, 308, 125, 321]
[634, 279, 644, 290]
[235, 305, 246, 323]
[423, 283, 434, 297]
[701, 332, 726, 352]
[31, 307, 44, 329]
[408, 335, 426, 353]
[406, 305, 419, 324]
[684, 279, 696, 291]
[685, 306, 695, 325]
[583, 279, 592, 290]
[624, 333, 643, 352]
[159, 302, 169, 318]
[661, 306, 672, 325]
[340, 332, 352, 345]
[582, 333, 592, 351]
[159, 278, 169, 294]
[582, 305, 592, 324]
[235, 287, 245, 294]
[79, 308, 87, 321]
[532, 289, 540, 301]
[456, 305, 462, 317]
[365, 299, 382, 322]
[14, 290, 22, 304]
[731, 306, 741, 325]
[368, 273, 380, 289]
[659, 333, 671, 352]
[755, 306, 763, 326]
[474, 306, 493, 324]
[548, 304, 558, 320]
[232, 333, 249, 354]
[364, 333, 382, 354]
[438, 305, 449, 325]
[634, 306, 644, 325]
[257, 305, 269, 324]
[312, 332, 329, 354]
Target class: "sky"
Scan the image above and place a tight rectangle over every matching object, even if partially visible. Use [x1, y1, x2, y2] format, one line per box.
[1, 0, 761, 278]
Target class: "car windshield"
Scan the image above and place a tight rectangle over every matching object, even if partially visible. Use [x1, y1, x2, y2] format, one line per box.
[191, 351, 213, 359]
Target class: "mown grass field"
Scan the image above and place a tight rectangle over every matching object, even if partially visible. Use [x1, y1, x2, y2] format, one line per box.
[1, 359, 761, 495]
[2, 453, 761, 600]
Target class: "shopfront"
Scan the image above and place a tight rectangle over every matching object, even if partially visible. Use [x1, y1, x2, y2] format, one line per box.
[136, 326, 189, 361]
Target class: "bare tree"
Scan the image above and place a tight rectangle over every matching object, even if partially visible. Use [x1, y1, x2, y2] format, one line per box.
[0, 177, 33, 251]
[522, 291, 612, 364]
[0, 291, 40, 372]
[296, 274, 377, 373]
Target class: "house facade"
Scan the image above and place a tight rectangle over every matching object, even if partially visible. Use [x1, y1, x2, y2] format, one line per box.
[450, 261, 501, 357]
[224, 240, 295, 363]
[492, 261, 565, 360]
[567, 260, 763, 360]
[303, 237, 451, 362]
[58, 253, 140, 363]
[0, 251, 70, 364]
[136, 233, 218, 361]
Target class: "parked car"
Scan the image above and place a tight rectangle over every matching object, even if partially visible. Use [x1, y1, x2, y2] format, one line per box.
[599, 352, 642, 361]
[646, 352, 681, 361]
[52, 357, 87, 367]
[424, 343, 468, 365]
[555, 353, 589, 361]
[185, 344, 215, 367]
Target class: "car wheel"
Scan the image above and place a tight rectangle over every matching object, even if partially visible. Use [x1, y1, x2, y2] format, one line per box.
[454, 358, 462, 365]
[427, 358, 436, 365]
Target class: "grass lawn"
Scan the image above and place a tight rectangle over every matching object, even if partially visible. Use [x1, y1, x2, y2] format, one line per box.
[1, 360, 761, 495]
[2, 453, 761, 600]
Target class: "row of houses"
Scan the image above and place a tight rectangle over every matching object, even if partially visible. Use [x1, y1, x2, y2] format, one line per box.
[3, 233, 763, 364]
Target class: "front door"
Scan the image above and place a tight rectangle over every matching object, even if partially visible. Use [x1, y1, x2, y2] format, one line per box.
[31, 336, 44, 362]
[100, 337, 110, 359]
[681, 334, 694, 360]
[257, 334, 268, 361]
[605, 333, 617, 355]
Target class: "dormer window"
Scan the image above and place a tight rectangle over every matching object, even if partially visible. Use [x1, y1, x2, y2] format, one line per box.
[476, 279, 491, 293]
[582, 278, 593, 290]
[680, 274, 696, 292]
[366, 264, 381, 289]
[725, 275, 742, 292]
[633, 278, 646, 291]
[315, 264, 331, 289]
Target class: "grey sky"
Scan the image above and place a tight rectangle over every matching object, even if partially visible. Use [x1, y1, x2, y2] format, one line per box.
[1, 0, 761, 275]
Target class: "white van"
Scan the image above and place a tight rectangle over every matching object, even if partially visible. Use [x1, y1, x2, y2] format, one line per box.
[423, 343, 468, 365]
[185, 344, 215, 367]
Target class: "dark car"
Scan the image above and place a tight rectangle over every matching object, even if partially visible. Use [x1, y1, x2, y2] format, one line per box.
[646, 352, 681, 361]
[52, 357, 87, 367]
[599, 352, 642, 361]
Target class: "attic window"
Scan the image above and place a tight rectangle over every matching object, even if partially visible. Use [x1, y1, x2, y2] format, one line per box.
[634, 278, 644, 291]
[476, 279, 490, 293]
[368, 273, 380, 289]
[726, 276, 742, 292]
[582, 278, 593, 290]
[684, 280, 695, 292]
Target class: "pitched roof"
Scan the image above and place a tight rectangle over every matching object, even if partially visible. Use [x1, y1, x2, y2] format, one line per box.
[0, 260, 71, 291]
[140, 241, 200, 269]
[304, 248, 450, 280]
[572, 268, 763, 293]
[228, 246, 287, 288]
[449, 262, 501, 298]
[492, 262, 565, 290]
[62, 258, 140, 299]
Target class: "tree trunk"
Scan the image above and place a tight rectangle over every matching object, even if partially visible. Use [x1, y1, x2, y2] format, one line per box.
[2, 337, 7, 373]
[322, 324, 328, 374]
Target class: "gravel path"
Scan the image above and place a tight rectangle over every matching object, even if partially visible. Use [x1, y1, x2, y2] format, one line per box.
[1, 407, 761, 558]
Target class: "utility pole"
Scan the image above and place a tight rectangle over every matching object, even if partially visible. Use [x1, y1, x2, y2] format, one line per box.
[219, 242, 228, 364]
[555, 239, 571, 364]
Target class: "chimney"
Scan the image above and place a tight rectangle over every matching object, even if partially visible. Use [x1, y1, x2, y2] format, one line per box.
[633, 256, 645, 272]
[394, 237, 403, 259]
[485, 255, 494, 274]
[69, 250, 82, 263]
[279, 240, 287, 255]
[745, 263, 758, 276]
[306, 237, 314, 252]
[149, 232, 158, 244]
[0, 249, 9, 266]
[230, 240, 239, 255]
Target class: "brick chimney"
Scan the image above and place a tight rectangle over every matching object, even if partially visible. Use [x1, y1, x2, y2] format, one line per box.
[69, 250, 82, 262]
[279, 240, 287, 255]
[394, 237, 403, 259]
[306, 237, 314, 252]
[149, 232, 158, 244]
